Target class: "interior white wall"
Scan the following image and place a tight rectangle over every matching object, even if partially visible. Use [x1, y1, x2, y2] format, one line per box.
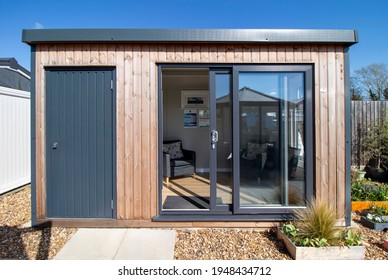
[162, 72, 210, 171]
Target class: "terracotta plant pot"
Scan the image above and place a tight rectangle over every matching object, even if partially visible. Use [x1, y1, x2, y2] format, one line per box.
[384, 240, 388, 251]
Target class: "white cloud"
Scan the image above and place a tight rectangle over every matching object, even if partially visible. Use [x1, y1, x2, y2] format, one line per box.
[34, 22, 44, 29]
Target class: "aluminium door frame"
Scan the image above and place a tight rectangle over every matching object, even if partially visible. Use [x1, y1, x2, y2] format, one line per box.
[232, 64, 314, 214]
[156, 63, 314, 220]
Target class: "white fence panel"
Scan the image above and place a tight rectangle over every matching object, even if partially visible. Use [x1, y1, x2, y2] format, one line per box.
[0, 86, 30, 194]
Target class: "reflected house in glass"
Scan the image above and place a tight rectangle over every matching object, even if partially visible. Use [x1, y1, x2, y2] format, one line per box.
[22, 28, 357, 227]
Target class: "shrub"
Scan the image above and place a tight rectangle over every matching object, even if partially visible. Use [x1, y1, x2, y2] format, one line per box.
[362, 116, 388, 172]
[351, 178, 388, 201]
[282, 199, 362, 247]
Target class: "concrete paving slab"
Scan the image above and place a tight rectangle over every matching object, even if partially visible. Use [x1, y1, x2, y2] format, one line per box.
[54, 229, 127, 260]
[53, 228, 176, 260]
[114, 229, 176, 260]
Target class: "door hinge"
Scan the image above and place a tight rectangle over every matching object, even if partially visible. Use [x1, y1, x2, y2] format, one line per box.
[111, 200, 114, 209]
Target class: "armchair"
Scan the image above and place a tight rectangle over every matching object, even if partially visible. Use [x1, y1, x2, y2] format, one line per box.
[240, 142, 268, 180]
[163, 140, 196, 186]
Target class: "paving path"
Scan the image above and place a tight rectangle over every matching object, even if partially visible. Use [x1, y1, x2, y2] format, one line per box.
[54, 228, 176, 260]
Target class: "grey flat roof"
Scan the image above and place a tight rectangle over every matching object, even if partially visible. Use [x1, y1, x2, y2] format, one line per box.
[22, 28, 358, 46]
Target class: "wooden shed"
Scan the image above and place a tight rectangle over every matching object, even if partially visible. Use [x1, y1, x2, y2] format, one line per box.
[22, 28, 358, 227]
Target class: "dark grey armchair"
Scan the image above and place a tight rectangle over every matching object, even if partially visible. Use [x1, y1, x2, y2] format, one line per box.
[163, 140, 196, 186]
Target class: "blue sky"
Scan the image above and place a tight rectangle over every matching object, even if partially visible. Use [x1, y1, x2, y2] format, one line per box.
[1, 0, 387, 73]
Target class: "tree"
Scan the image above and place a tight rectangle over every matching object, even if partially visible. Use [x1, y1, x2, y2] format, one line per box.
[352, 63, 388, 100]
[350, 76, 363, 100]
[362, 115, 388, 181]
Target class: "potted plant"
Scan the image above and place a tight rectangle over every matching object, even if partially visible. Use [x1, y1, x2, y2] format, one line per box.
[351, 167, 366, 181]
[360, 205, 388, 231]
[277, 199, 365, 260]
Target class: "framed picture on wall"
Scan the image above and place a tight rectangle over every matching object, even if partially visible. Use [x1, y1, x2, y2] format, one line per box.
[184, 109, 197, 128]
[181, 90, 209, 109]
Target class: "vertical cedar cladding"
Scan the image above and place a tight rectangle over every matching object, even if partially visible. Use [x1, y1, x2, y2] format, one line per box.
[34, 42, 346, 220]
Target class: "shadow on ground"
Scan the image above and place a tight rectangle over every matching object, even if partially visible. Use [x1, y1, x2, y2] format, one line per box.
[0, 222, 52, 260]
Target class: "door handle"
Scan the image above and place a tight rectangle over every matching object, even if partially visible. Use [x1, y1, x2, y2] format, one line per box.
[211, 130, 218, 149]
[52, 142, 58, 149]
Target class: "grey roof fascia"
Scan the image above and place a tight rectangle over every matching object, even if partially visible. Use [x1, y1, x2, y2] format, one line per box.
[22, 28, 358, 46]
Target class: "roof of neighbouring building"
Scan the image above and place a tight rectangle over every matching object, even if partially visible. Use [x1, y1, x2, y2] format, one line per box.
[0, 58, 30, 91]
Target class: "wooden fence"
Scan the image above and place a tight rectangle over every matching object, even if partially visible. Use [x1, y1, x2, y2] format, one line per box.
[351, 101, 388, 166]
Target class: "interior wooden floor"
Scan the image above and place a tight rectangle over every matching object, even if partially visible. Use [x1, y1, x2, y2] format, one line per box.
[162, 170, 305, 210]
[161, 172, 276, 210]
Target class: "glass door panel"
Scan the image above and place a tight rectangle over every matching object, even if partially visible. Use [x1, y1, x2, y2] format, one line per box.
[210, 70, 232, 210]
[238, 72, 306, 208]
[215, 73, 232, 206]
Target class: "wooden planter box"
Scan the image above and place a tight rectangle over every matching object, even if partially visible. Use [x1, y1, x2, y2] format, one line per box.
[351, 201, 388, 211]
[277, 229, 365, 260]
[360, 216, 388, 231]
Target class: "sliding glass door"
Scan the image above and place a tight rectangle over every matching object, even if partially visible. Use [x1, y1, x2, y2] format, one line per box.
[233, 65, 313, 214]
[160, 64, 313, 218]
[209, 69, 233, 211]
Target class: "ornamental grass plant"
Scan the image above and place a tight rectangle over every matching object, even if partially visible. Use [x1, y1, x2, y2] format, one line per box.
[282, 199, 362, 247]
[294, 199, 339, 244]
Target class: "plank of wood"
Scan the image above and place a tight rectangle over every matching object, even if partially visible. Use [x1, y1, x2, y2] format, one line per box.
[158, 44, 167, 62]
[98, 44, 108, 65]
[318, 45, 329, 203]
[327, 45, 338, 211]
[35, 218, 280, 228]
[209, 44, 218, 62]
[132, 44, 142, 219]
[141, 45, 151, 219]
[183, 44, 192, 62]
[302, 44, 311, 62]
[81, 44, 90, 65]
[259, 45, 268, 62]
[192, 44, 201, 62]
[226, 44, 235, 62]
[310, 44, 321, 199]
[251, 45, 259, 62]
[116, 44, 125, 219]
[175, 44, 183, 62]
[200, 45, 209, 62]
[217, 45, 226, 63]
[35, 46, 43, 218]
[123, 44, 134, 220]
[285, 44, 294, 62]
[233, 44, 242, 63]
[149, 44, 158, 217]
[293, 44, 302, 62]
[74, 44, 83, 65]
[276, 44, 286, 62]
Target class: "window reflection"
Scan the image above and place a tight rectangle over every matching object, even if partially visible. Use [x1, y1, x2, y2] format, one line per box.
[239, 73, 305, 207]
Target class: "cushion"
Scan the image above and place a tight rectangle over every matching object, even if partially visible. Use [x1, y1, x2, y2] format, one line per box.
[163, 141, 184, 159]
[245, 142, 267, 159]
[170, 159, 194, 167]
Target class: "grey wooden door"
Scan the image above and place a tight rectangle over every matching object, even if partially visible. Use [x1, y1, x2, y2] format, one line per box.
[46, 68, 115, 218]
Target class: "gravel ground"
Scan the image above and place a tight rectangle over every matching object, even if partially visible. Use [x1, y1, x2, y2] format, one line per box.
[1, 185, 387, 260]
[174, 228, 292, 260]
[0, 186, 77, 260]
